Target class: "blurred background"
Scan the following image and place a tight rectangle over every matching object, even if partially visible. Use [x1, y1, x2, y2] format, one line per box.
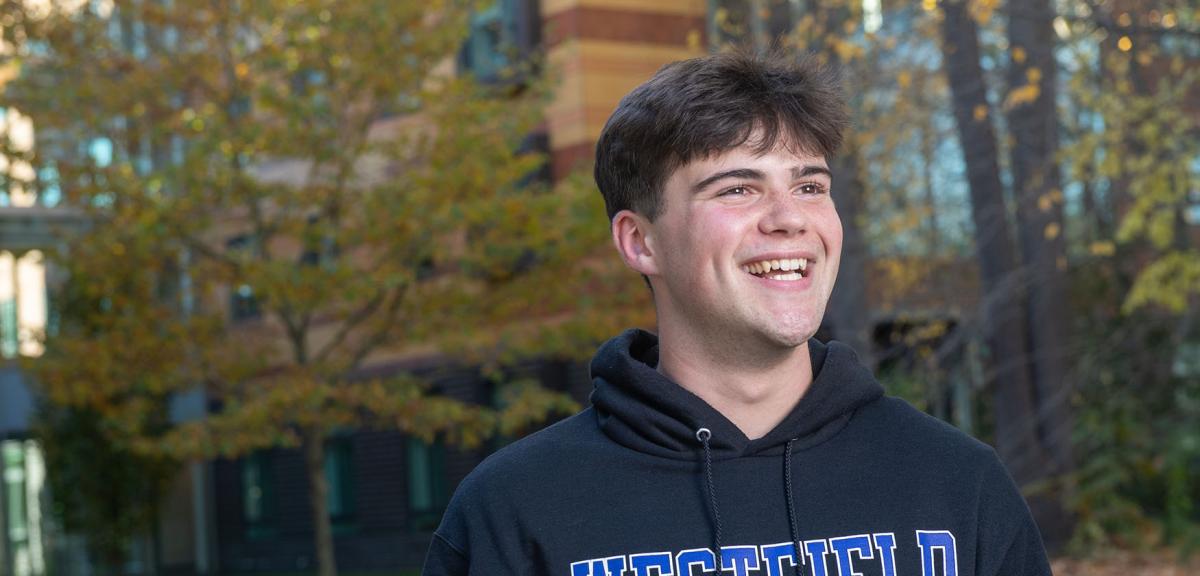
[0, 0, 1196, 574]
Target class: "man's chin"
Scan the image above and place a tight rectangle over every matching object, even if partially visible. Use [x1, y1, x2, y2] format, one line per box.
[758, 327, 818, 351]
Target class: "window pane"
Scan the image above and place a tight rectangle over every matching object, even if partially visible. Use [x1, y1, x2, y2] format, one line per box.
[407, 438, 433, 512]
[242, 454, 264, 523]
[324, 440, 353, 519]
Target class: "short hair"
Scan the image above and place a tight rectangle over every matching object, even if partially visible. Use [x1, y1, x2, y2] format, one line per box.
[594, 51, 851, 221]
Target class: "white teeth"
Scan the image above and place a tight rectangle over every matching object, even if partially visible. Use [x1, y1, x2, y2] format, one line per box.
[774, 272, 803, 281]
[744, 258, 810, 277]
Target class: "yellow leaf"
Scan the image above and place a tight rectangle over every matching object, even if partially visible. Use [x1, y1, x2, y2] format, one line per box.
[1089, 241, 1115, 256]
[969, 0, 997, 24]
[1025, 67, 1042, 84]
[898, 71, 912, 89]
[1012, 46, 1027, 64]
[1118, 36, 1132, 52]
[973, 104, 988, 122]
[1044, 222, 1060, 240]
[1004, 84, 1040, 110]
[1038, 194, 1053, 212]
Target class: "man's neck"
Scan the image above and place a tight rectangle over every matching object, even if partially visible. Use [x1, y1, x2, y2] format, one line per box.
[656, 333, 814, 440]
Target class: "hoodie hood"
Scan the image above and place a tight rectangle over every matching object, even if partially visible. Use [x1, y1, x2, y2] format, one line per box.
[590, 328, 883, 460]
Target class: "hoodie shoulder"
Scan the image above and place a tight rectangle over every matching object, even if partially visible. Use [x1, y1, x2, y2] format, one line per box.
[461, 408, 603, 491]
[852, 395, 1000, 466]
[431, 408, 603, 572]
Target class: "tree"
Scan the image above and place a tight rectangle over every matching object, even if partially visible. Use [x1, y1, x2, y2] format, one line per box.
[706, 0, 1200, 552]
[2, 1, 635, 574]
[938, 0, 1050, 503]
[1004, 0, 1074, 546]
[1056, 4, 1200, 550]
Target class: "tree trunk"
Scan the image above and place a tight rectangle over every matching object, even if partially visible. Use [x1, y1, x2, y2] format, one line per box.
[828, 146, 875, 366]
[816, 2, 874, 367]
[1006, 0, 1074, 548]
[939, 0, 1047, 487]
[304, 430, 337, 576]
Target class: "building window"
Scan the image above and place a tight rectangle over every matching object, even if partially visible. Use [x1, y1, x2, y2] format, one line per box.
[2, 440, 47, 576]
[459, 0, 539, 82]
[241, 451, 276, 538]
[226, 235, 261, 321]
[301, 214, 338, 268]
[462, 1, 511, 80]
[0, 250, 47, 358]
[407, 437, 447, 531]
[324, 437, 355, 528]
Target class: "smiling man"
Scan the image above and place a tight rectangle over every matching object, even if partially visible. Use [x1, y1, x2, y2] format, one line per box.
[423, 53, 1052, 576]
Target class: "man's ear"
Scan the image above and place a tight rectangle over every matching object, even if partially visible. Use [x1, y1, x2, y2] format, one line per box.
[611, 209, 659, 276]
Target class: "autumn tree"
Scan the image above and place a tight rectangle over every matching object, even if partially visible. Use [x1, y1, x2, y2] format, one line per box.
[1004, 0, 1074, 545]
[707, 0, 1199, 552]
[1056, 1, 1200, 550]
[937, 0, 1050, 506]
[1, 1, 632, 574]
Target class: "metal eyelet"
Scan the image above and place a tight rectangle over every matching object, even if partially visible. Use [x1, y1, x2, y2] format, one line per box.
[695, 427, 711, 442]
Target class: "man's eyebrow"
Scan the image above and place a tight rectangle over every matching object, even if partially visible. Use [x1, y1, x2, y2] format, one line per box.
[792, 164, 832, 179]
[691, 168, 765, 193]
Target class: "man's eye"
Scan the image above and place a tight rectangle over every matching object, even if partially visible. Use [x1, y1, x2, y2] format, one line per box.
[798, 183, 826, 195]
[720, 186, 750, 196]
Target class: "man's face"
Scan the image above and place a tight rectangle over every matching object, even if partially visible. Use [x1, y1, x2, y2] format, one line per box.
[627, 139, 843, 354]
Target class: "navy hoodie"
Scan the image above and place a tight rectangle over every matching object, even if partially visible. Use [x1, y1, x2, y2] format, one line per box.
[423, 329, 1052, 576]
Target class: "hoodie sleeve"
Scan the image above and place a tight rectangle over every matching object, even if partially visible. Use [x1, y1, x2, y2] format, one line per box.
[420, 464, 533, 576]
[975, 452, 1053, 576]
[422, 532, 468, 576]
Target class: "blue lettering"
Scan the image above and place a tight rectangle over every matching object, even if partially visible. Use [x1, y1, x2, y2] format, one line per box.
[804, 539, 831, 576]
[760, 542, 799, 576]
[873, 533, 897, 576]
[631, 552, 674, 576]
[677, 548, 717, 576]
[830, 535, 874, 576]
[720, 546, 760, 576]
[916, 530, 958, 576]
[571, 556, 626, 576]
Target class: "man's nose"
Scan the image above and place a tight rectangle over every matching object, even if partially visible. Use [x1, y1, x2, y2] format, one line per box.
[758, 191, 807, 236]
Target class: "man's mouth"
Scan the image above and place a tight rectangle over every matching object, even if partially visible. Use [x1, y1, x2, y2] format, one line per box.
[741, 257, 810, 281]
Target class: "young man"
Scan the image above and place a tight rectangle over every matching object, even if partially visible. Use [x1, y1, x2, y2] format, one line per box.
[423, 53, 1052, 576]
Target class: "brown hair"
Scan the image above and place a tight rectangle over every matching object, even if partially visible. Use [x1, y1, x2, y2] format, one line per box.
[594, 51, 850, 221]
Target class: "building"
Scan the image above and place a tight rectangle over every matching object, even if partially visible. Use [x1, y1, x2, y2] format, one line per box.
[9, 1, 1194, 574]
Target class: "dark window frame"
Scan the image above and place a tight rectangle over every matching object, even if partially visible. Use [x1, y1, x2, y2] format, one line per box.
[241, 450, 277, 539]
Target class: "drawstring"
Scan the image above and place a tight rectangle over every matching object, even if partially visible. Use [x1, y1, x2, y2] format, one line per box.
[785, 438, 803, 576]
[696, 429, 803, 576]
[696, 428, 724, 574]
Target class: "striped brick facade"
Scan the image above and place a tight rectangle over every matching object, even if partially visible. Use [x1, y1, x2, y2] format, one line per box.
[543, 0, 707, 179]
